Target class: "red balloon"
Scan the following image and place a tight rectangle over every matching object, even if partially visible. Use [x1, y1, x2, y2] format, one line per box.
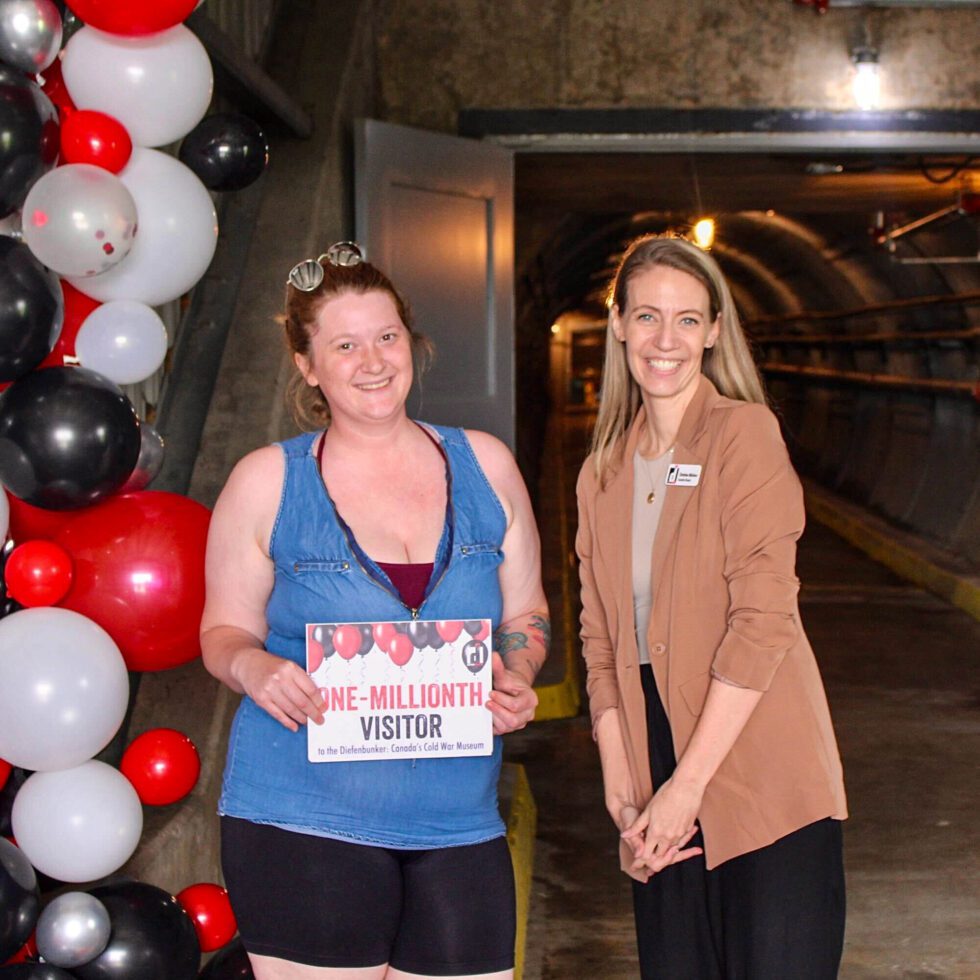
[388, 632, 414, 667]
[307, 634, 324, 673]
[120, 727, 201, 805]
[176, 882, 237, 953]
[60, 109, 133, 173]
[470, 620, 490, 643]
[55, 491, 211, 671]
[5, 492, 71, 540]
[3, 932, 37, 964]
[0, 758, 10, 792]
[435, 620, 464, 643]
[3, 539, 73, 607]
[36, 281, 100, 371]
[38, 58, 75, 116]
[332, 624, 360, 661]
[65, 0, 199, 35]
[372, 621, 396, 652]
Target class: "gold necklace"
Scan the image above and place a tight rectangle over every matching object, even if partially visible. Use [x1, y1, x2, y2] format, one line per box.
[640, 446, 674, 504]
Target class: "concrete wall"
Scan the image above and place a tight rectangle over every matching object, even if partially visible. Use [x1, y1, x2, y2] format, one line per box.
[371, 0, 980, 133]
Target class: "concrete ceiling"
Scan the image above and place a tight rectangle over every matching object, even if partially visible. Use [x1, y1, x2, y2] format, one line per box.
[514, 150, 980, 321]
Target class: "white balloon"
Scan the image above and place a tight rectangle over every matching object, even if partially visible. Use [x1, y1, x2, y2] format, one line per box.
[0, 607, 130, 772]
[68, 148, 218, 306]
[61, 25, 213, 148]
[22, 164, 138, 277]
[75, 300, 168, 385]
[12, 761, 143, 882]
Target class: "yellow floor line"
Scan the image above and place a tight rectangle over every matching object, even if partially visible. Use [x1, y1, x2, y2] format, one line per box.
[805, 484, 980, 623]
[504, 761, 537, 980]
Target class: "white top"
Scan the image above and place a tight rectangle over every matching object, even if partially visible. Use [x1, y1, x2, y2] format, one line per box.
[631, 447, 674, 665]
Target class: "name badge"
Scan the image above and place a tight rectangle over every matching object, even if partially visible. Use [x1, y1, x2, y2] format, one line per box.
[666, 463, 702, 487]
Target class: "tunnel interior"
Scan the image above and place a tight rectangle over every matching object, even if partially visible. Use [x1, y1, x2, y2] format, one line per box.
[513, 149, 980, 567]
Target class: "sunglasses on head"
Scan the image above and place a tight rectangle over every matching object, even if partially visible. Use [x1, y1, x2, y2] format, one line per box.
[287, 241, 364, 291]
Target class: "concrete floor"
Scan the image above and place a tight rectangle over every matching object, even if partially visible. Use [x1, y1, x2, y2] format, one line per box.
[509, 410, 980, 980]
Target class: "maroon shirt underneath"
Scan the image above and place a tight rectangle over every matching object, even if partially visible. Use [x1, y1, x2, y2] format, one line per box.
[377, 561, 434, 611]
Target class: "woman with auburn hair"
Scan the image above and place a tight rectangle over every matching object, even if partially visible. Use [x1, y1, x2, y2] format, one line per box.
[576, 234, 847, 978]
[201, 243, 548, 979]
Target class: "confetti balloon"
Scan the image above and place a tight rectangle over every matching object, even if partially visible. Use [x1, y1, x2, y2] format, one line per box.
[22, 164, 137, 278]
[0, 0, 63, 73]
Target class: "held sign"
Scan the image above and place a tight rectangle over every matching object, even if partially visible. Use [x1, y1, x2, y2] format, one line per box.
[306, 618, 493, 762]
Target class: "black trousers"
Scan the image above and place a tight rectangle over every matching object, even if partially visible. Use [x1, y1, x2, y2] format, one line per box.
[633, 665, 846, 980]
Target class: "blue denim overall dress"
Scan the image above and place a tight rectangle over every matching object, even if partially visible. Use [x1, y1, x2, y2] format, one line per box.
[217, 423, 507, 848]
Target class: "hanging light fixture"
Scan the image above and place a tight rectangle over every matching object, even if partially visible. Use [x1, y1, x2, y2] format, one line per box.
[851, 45, 881, 110]
[692, 218, 715, 250]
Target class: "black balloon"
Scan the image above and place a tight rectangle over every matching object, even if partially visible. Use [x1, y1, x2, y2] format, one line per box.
[315, 622, 336, 657]
[0, 66, 59, 219]
[0, 767, 29, 838]
[0, 966, 77, 980]
[52, 1, 83, 44]
[178, 113, 269, 192]
[74, 881, 200, 980]
[407, 620, 431, 649]
[197, 938, 254, 980]
[357, 622, 374, 655]
[0, 838, 40, 963]
[0, 238, 63, 382]
[0, 366, 141, 510]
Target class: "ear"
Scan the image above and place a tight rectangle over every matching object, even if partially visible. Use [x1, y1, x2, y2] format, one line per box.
[294, 351, 318, 388]
[705, 315, 721, 350]
[609, 305, 626, 343]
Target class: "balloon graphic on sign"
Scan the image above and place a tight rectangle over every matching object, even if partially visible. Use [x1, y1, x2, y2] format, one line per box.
[407, 620, 430, 649]
[357, 624, 374, 656]
[372, 621, 396, 652]
[462, 639, 489, 674]
[387, 632, 413, 668]
[435, 620, 463, 643]
[307, 627, 324, 673]
[464, 620, 489, 641]
[332, 625, 360, 661]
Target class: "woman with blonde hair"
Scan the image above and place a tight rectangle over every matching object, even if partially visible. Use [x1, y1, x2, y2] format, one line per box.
[576, 234, 847, 977]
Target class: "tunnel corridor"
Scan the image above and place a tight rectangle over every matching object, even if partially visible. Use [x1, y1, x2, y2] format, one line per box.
[511, 147, 979, 588]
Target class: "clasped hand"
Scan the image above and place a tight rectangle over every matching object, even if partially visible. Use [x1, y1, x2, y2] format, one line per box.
[486, 652, 538, 734]
[619, 776, 705, 877]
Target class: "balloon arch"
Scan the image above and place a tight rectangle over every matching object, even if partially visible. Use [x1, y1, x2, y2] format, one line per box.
[0, 0, 269, 974]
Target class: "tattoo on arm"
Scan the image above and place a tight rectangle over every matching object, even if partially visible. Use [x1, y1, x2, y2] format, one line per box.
[493, 627, 528, 656]
[493, 614, 551, 664]
[530, 613, 551, 652]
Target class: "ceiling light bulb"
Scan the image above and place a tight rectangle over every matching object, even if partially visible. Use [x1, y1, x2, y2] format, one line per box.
[692, 218, 715, 250]
[852, 47, 881, 111]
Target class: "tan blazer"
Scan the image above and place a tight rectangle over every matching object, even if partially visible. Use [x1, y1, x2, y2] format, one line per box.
[576, 376, 847, 872]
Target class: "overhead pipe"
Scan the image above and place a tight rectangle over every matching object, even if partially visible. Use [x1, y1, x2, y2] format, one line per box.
[762, 362, 980, 400]
[747, 289, 980, 330]
[758, 326, 980, 345]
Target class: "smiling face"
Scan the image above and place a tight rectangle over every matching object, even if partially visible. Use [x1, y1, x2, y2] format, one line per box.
[611, 263, 720, 420]
[294, 288, 414, 428]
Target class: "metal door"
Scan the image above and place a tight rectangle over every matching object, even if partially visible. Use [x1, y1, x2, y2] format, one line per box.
[355, 119, 514, 448]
